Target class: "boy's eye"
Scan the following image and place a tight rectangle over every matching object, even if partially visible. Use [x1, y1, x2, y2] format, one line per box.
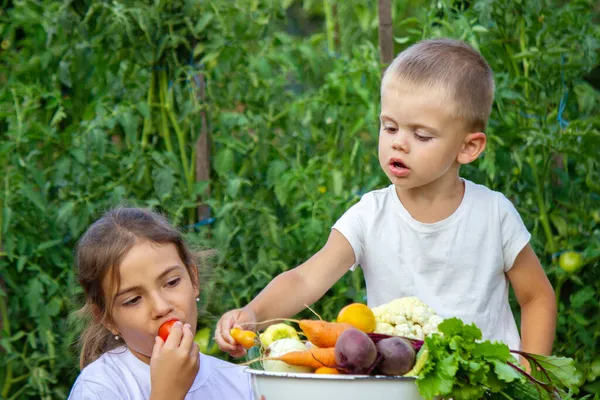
[166, 277, 181, 288]
[414, 132, 432, 142]
[124, 296, 141, 306]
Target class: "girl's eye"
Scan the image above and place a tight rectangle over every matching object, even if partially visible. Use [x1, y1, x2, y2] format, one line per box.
[383, 126, 397, 133]
[415, 132, 432, 142]
[124, 296, 141, 306]
[166, 277, 181, 288]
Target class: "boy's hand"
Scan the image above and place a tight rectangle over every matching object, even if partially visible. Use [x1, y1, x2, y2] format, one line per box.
[215, 307, 257, 357]
[150, 321, 200, 400]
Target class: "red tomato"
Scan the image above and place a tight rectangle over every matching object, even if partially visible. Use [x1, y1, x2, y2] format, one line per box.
[158, 320, 179, 341]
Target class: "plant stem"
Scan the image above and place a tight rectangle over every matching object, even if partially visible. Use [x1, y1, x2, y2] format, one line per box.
[158, 70, 174, 153]
[324, 0, 335, 53]
[1, 284, 12, 398]
[10, 89, 23, 149]
[519, 19, 530, 100]
[167, 108, 193, 195]
[528, 148, 556, 254]
[554, 275, 566, 308]
[7, 383, 27, 400]
[141, 69, 155, 148]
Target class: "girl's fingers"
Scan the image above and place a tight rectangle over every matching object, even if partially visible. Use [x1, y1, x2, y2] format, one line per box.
[152, 336, 164, 359]
[164, 321, 184, 348]
[179, 323, 194, 353]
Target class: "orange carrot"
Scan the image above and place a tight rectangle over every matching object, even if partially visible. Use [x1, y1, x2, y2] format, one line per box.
[298, 320, 354, 348]
[274, 347, 337, 369]
[315, 366, 340, 374]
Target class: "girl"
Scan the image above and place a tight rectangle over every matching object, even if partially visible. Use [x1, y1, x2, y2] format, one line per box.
[68, 207, 253, 400]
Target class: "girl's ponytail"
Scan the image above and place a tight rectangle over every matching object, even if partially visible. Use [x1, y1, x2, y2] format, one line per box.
[77, 303, 120, 369]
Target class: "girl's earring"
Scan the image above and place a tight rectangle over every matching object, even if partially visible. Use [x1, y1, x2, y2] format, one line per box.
[114, 335, 120, 341]
[195, 297, 200, 302]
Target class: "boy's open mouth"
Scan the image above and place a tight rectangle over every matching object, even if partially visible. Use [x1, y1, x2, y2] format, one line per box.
[390, 159, 409, 169]
[389, 158, 410, 177]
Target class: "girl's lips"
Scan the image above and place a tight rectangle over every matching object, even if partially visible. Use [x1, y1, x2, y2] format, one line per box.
[389, 160, 410, 177]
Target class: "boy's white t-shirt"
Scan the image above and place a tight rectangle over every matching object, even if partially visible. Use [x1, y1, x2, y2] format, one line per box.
[68, 347, 254, 400]
[333, 179, 530, 351]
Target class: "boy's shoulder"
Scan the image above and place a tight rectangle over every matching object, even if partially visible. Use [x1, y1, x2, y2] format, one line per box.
[464, 179, 516, 208]
[354, 184, 396, 206]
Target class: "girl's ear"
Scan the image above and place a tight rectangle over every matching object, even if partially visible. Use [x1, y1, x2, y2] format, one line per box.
[190, 263, 200, 298]
[91, 304, 103, 322]
[457, 132, 487, 164]
[91, 304, 117, 334]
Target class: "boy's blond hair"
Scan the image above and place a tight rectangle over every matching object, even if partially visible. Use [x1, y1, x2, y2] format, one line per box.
[382, 38, 495, 132]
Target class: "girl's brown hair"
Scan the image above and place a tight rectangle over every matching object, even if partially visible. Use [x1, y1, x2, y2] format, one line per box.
[75, 207, 206, 369]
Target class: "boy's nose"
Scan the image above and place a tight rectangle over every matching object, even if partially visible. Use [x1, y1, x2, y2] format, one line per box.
[392, 131, 410, 152]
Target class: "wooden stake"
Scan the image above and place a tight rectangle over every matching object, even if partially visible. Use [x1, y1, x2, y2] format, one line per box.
[378, 0, 394, 72]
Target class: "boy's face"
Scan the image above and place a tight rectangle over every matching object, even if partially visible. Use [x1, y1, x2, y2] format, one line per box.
[378, 78, 472, 191]
[103, 241, 199, 364]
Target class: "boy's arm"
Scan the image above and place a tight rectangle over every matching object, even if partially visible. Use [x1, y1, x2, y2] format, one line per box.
[247, 228, 356, 327]
[506, 244, 557, 356]
[215, 229, 355, 355]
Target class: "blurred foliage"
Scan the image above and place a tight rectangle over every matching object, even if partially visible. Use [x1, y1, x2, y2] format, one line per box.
[0, 0, 599, 398]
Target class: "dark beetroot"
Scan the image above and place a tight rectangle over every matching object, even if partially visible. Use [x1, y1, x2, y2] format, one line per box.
[334, 328, 378, 374]
[376, 336, 416, 375]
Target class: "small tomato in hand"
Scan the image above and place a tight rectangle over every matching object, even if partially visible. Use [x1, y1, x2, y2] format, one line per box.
[558, 251, 583, 273]
[158, 320, 179, 341]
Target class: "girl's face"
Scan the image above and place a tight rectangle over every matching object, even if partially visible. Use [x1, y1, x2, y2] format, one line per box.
[103, 241, 199, 364]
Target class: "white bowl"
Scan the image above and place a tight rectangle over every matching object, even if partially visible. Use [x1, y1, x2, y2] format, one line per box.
[246, 368, 428, 400]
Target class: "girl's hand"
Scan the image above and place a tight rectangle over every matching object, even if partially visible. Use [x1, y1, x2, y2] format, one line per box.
[150, 321, 200, 400]
[214, 307, 257, 358]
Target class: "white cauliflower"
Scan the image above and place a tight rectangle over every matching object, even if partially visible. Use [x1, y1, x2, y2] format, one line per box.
[372, 297, 443, 340]
[375, 321, 395, 335]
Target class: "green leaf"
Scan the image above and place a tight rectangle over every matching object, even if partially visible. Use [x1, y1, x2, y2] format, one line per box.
[394, 36, 411, 44]
[332, 170, 343, 196]
[21, 184, 46, 212]
[214, 148, 234, 176]
[529, 354, 579, 389]
[17, 256, 28, 273]
[438, 318, 482, 341]
[492, 360, 521, 382]
[37, 239, 63, 252]
[472, 341, 511, 361]
[194, 13, 213, 33]
[152, 166, 176, 201]
[50, 106, 67, 127]
[418, 354, 458, 398]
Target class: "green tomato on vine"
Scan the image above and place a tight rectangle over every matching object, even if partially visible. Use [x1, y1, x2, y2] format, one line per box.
[558, 251, 584, 273]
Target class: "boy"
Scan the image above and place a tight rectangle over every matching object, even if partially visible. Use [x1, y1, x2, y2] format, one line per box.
[215, 38, 556, 358]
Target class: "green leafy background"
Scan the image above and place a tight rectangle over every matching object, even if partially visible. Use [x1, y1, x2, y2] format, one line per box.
[0, 0, 599, 398]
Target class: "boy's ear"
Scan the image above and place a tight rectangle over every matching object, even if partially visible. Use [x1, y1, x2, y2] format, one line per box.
[457, 132, 486, 164]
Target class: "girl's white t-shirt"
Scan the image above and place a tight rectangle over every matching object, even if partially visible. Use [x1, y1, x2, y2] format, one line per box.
[333, 179, 531, 351]
[68, 347, 254, 400]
